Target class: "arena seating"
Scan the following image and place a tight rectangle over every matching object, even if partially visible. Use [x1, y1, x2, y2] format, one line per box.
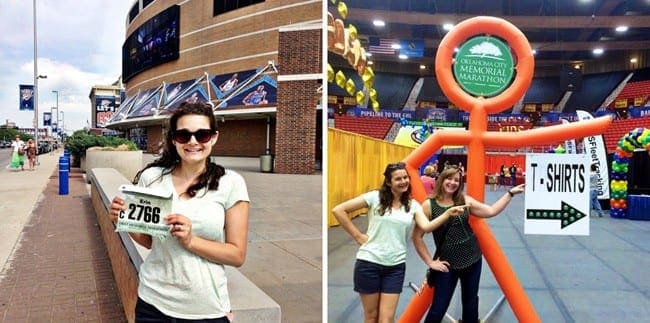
[333, 115, 395, 140]
[603, 116, 650, 153]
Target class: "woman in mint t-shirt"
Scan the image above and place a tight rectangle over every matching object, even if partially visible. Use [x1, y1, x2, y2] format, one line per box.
[109, 102, 249, 322]
[333, 162, 464, 322]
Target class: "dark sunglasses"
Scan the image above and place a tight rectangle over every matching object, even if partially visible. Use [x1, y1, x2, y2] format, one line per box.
[172, 129, 213, 144]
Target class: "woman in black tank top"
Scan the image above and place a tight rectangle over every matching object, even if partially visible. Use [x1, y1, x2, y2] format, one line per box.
[412, 166, 525, 323]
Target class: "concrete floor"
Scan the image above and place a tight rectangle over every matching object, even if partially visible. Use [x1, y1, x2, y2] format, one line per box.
[328, 186, 650, 322]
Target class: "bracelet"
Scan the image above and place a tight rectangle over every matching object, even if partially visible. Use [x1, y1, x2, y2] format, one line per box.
[507, 190, 514, 197]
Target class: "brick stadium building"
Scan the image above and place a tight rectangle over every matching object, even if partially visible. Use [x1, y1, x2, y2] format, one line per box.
[97, 0, 322, 174]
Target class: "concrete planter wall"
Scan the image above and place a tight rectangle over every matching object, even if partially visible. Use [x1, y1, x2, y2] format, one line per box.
[85, 150, 142, 183]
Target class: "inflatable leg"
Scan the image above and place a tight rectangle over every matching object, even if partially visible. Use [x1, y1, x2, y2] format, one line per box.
[398, 286, 433, 323]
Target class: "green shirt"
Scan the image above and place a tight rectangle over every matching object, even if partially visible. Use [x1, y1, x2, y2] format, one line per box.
[356, 190, 422, 266]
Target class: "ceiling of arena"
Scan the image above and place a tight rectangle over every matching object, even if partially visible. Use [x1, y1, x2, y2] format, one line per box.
[328, 0, 650, 75]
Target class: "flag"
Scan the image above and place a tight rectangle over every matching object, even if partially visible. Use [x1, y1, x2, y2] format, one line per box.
[576, 110, 609, 199]
[43, 112, 52, 126]
[368, 37, 396, 55]
[399, 39, 424, 57]
[19, 84, 34, 111]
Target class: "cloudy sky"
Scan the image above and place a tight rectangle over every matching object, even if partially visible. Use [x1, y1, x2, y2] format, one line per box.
[0, 0, 133, 135]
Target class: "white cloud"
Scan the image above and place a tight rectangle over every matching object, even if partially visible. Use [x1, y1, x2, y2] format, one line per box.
[0, 0, 133, 133]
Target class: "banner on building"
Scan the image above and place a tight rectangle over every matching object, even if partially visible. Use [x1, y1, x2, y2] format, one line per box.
[19, 84, 34, 111]
[95, 96, 116, 128]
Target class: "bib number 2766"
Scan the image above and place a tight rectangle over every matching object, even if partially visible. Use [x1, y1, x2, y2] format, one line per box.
[120, 204, 161, 224]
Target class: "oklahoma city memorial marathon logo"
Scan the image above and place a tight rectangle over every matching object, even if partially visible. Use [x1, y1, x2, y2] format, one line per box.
[453, 36, 515, 97]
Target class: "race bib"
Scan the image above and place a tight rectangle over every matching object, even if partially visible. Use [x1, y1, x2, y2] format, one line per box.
[116, 184, 173, 239]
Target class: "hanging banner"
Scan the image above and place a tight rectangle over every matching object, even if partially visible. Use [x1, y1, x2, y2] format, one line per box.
[561, 118, 576, 153]
[43, 112, 52, 126]
[19, 84, 34, 111]
[576, 110, 610, 199]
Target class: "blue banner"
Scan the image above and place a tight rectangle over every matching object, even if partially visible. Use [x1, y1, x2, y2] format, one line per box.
[399, 39, 424, 58]
[43, 112, 52, 126]
[19, 84, 34, 111]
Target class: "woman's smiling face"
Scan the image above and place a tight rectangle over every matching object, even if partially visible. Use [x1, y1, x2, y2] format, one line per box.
[388, 169, 410, 195]
[173, 114, 218, 164]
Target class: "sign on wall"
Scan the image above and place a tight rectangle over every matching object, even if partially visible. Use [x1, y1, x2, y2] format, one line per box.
[524, 153, 590, 236]
[95, 96, 116, 128]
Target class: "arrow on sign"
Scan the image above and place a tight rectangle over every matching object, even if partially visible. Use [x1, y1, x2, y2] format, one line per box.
[526, 201, 587, 229]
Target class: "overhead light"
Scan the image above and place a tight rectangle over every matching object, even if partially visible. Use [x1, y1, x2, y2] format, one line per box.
[372, 19, 385, 27]
[398, 54, 408, 60]
[630, 58, 638, 63]
[574, 64, 581, 69]
[442, 23, 454, 31]
[391, 43, 401, 49]
[615, 25, 628, 32]
[368, 61, 374, 65]
[420, 65, 426, 70]
[365, 52, 372, 57]
[593, 48, 604, 55]
[532, 49, 537, 55]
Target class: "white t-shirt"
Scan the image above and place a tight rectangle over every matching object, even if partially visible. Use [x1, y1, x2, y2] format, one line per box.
[11, 140, 24, 153]
[356, 190, 421, 266]
[136, 167, 249, 319]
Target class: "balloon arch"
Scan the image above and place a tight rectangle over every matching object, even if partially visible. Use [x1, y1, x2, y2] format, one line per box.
[609, 128, 650, 218]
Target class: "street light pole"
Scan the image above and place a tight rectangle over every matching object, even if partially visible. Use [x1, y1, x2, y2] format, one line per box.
[52, 90, 59, 138]
[33, 0, 39, 164]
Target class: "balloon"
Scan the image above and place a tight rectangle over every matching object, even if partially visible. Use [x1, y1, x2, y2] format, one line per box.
[337, 1, 348, 19]
[335, 70, 346, 88]
[370, 99, 380, 112]
[327, 64, 334, 83]
[400, 16, 614, 323]
[369, 88, 378, 102]
[348, 24, 357, 40]
[362, 67, 375, 88]
[355, 90, 365, 104]
[345, 78, 356, 95]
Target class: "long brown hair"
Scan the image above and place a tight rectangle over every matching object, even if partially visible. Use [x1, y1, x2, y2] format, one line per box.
[377, 162, 411, 215]
[133, 102, 225, 197]
[431, 166, 466, 206]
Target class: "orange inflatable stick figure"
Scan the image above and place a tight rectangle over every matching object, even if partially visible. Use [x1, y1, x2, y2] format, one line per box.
[398, 16, 612, 323]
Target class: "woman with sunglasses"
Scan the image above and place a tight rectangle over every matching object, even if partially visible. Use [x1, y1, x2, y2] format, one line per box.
[412, 167, 524, 323]
[108, 102, 249, 322]
[332, 162, 464, 322]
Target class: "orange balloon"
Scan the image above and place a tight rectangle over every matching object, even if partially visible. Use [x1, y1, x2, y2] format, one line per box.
[400, 16, 613, 323]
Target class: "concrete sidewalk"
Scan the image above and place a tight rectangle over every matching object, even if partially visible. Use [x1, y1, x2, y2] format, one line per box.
[328, 187, 650, 322]
[0, 152, 322, 322]
[0, 151, 125, 321]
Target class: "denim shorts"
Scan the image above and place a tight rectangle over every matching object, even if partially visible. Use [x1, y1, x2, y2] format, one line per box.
[353, 259, 406, 294]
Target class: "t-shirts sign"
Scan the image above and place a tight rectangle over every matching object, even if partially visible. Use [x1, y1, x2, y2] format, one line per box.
[524, 153, 590, 236]
[116, 184, 172, 239]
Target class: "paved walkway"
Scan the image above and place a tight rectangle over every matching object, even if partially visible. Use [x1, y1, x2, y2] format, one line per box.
[328, 187, 650, 322]
[0, 151, 125, 322]
[0, 151, 322, 322]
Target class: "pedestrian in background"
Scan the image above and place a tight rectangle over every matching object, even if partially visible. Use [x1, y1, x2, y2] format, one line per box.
[509, 163, 517, 186]
[590, 164, 605, 217]
[108, 102, 249, 322]
[421, 165, 437, 197]
[26, 139, 37, 171]
[9, 135, 25, 171]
